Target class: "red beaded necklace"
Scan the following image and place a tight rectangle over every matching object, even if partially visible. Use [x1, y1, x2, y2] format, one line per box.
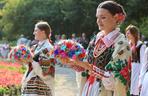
[93, 31, 120, 58]
[93, 37, 107, 58]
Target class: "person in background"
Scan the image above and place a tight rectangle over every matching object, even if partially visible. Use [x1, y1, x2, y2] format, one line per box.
[21, 21, 55, 96]
[71, 33, 78, 42]
[139, 47, 148, 96]
[61, 34, 67, 40]
[78, 33, 89, 49]
[0, 43, 11, 58]
[54, 34, 61, 44]
[125, 24, 146, 96]
[17, 34, 28, 46]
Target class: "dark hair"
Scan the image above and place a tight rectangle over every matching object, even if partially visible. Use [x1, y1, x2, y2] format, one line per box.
[98, 1, 126, 16]
[35, 21, 51, 39]
[125, 24, 140, 42]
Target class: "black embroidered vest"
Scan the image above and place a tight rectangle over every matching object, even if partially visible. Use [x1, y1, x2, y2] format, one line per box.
[131, 43, 143, 63]
[86, 36, 114, 70]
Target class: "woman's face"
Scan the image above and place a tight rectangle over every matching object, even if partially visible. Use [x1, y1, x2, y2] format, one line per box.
[33, 26, 46, 41]
[96, 8, 118, 33]
[126, 30, 134, 41]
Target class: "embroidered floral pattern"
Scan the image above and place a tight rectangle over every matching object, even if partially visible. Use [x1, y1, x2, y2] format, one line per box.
[105, 59, 130, 85]
[86, 36, 114, 69]
[38, 49, 55, 77]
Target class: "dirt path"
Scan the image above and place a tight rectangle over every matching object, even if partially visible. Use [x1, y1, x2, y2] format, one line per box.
[55, 66, 78, 96]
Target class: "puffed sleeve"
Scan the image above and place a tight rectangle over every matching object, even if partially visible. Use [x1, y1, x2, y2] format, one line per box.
[139, 48, 148, 86]
[104, 37, 131, 96]
[140, 44, 146, 66]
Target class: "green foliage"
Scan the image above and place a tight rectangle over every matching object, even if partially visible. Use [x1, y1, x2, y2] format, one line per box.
[60, 0, 99, 36]
[139, 17, 148, 39]
[0, 0, 101, 40]
[0, 0, 148, 40]
[0, 0, 20, 40]
[0, 86, 21, 96]
[126, 0, 148, 21]
[0, 0, 62, 40]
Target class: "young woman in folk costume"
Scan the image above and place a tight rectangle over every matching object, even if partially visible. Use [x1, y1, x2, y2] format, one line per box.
[61, 1, 131, 96]
[139, 48, 148, 96]
[125, 25, 146, 96]
[21, 21, 55, 96]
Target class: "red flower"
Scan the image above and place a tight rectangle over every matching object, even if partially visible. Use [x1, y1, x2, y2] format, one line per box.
[66, 42, 73, 48]
[118, 13, 125, 22]
[120, 66, 130, 81]
[78, 53, 86, 58]
[88, 75, 95, 84]
[0, 61, 23, 87]
[22, 50, 26, 55]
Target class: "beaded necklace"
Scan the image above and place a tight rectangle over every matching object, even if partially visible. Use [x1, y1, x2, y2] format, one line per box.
[93, 37, 106, 58]
[93, 30, 120, 58]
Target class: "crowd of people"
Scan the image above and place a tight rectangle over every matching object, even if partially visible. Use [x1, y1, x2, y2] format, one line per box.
[0, 1, 148, 96]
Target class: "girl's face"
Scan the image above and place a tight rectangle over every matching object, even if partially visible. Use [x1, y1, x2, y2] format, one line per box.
[126, 30, 134, 41]
[96, 8, 118, 33]
[33, 26, 46, 41]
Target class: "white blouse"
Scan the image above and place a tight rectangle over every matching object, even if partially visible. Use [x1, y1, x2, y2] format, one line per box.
[139, 47, 148, 87]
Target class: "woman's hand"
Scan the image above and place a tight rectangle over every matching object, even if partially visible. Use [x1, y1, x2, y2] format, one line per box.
[89, 70, 103, 80]
[74, 60, 93, 71]
[57, 56, 74, 65]
[57, 56, 93, 71]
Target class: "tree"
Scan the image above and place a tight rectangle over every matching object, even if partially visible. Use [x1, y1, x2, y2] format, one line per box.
[0, 0, 102, 40]
[0, 0, 64, 40]
[0, 0, 148, 41]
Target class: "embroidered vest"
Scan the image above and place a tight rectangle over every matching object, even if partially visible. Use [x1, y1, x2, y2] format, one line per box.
[87, 36, 114, 70]
[131, 43, 143, 63]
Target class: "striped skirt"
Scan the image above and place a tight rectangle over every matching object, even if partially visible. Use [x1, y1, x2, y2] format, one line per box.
[22, 76, 52, 96]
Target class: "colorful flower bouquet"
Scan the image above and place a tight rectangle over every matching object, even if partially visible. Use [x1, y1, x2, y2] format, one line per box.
[8, 45, 33, 63]
[54, 40, 86, 72]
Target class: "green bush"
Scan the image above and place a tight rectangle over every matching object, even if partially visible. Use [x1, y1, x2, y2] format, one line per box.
[0, 86, 21, 96]
[139, 17, 148, 39]
[8, 40, 17, 46]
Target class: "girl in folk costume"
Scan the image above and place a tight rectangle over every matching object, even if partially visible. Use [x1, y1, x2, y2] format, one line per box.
[139, 48, 148, 96]
[21, 21, 55, 96]
[60, 1, 131, 96]
[125, 25, 146, 96]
